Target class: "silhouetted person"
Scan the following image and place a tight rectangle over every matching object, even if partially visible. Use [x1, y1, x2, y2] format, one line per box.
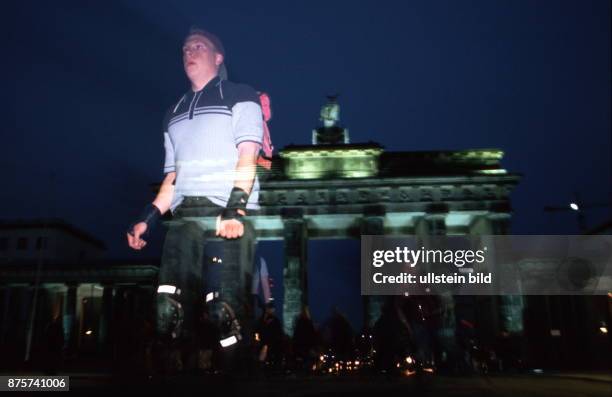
[322, 307, 354, 361]
[292, 306, 317, 370]
[400, 296, 437, 366]
[355, 326, 375, 363]
[373, 299, 412, 372]
[256, 302, 284, 370]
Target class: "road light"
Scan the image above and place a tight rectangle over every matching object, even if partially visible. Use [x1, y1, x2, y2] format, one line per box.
[544, 192, 611, 233]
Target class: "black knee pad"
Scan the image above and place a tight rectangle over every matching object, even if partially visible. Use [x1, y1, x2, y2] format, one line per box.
[156, 292, 184, 340]
[206, 298, 242, 348]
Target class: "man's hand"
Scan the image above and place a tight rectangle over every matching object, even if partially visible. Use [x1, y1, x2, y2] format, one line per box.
[216, 210, 246, 239]
[127, 222, 148, 250]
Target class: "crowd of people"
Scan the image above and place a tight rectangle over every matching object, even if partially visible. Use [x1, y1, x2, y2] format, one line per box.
[31, 294, 520, 378]
[111, 295, 513, 378]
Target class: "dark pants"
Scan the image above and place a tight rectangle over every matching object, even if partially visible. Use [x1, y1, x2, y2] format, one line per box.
[156, 197, 257, 350]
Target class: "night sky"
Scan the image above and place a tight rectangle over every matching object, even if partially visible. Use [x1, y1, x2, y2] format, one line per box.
[2, 0, 610, 329]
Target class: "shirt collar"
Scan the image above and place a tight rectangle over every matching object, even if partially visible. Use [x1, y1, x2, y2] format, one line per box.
[192, 75, 221, 94]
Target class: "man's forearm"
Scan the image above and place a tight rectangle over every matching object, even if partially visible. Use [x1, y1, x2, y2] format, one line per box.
[152, 172, 176, 215]
[233, 153, 258, 195]
[233, 141, 260, 195]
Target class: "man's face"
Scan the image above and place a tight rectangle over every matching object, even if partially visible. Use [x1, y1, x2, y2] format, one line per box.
[182, 34, 223, 82]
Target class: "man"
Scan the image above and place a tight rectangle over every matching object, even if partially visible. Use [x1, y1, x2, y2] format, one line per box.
[126, 28, 263, 369]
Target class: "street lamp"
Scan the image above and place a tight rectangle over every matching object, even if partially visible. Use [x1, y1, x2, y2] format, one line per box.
[543, 192, 611, 232]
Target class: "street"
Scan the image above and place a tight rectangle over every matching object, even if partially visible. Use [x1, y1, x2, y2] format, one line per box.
[63, 372, 611, 397]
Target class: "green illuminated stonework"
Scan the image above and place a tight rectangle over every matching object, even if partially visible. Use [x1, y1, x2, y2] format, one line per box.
[280, 143, 383, 179]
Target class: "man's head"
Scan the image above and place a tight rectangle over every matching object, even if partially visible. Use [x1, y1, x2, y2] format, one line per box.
[182, 28, 225, 86]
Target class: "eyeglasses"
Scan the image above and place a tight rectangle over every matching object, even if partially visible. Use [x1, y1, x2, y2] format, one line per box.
[182, 43, 210, 55]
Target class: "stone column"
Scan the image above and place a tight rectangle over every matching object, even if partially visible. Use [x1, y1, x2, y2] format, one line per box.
[416, 213, 458, 363]
[129, 284, 152, 333]
[361, 210, 385, 328]
[63, 283, 78, 353]
[470, 213, 526, 370]
[135, 285, 154, 319]
[489, 213, 524, 336]
[468, 215, 500, 349]
[17, 287, 33, 359]
[111, 286, 128, 362]
[125, 286, 136, 320]
[281, 209, 308, 336]
[490, 213, 525, 370]
[97, 284, 114, 350]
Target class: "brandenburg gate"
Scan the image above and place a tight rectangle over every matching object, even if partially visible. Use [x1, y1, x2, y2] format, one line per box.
[185, 97, 522, 337]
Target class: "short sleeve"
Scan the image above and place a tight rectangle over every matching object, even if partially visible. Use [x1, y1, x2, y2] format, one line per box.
[161, 109, 176, 174]
[230, 85, 264, 147]
[163, 132, 175, 174]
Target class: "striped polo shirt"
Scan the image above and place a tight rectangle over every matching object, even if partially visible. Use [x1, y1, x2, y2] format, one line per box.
[162, 76, 264, 213]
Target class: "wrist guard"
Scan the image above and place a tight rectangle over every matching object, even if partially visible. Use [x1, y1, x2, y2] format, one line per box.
[128, 203, 161, 237]
[220, 187, 249, 221]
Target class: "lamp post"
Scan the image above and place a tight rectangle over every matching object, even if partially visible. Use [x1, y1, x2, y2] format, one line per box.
[543, 192, 610, 233]
[543, 193, 612, 367]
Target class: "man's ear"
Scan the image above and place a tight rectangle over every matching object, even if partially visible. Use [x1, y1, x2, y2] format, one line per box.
[216, 53, 224, 66]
